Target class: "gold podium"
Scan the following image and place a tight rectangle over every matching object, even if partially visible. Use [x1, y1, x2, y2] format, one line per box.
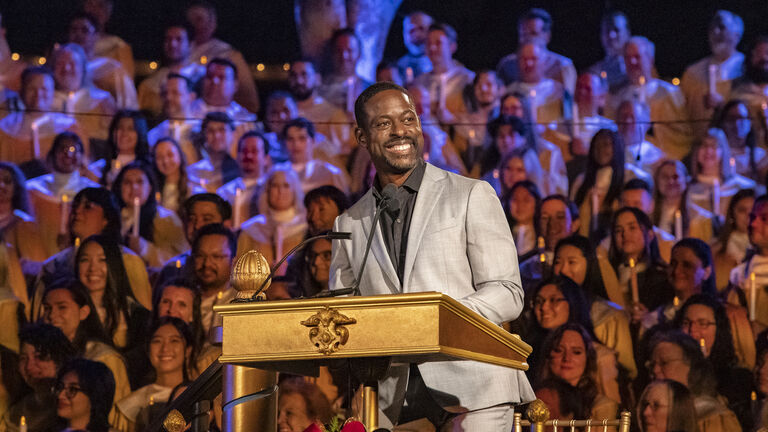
[214, 291, 532, 431]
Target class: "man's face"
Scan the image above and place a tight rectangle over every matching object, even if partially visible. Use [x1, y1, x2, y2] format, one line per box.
[403, 13, 432, 56]
[539, 199, 573, 247]
[709, 13, 740, 58]
[193, 234, 233, 291]
[23, 73, 55, 111]
[53, 138, 82, 174]
[158, 285, 195, 323]
[68, 18, 97, 53]
[621, 189, 653, 213]
[203, 63, 237, 105]
[308, 239, 332, 285]
[426, 30, 453, 67]
[519, 18, 549, 47]
[185, 200, 224, 242]
[54, 49, 84, 92]
[333, 34, 360, 76]
[601, 15, 629, 55]
[266, 97, 298, 135]
[749, 201, 768, 251]
[474, 72, 500, 107]
[204, 121, 232, 154]
[19, 343, 58, 387]
[519, 43, 542, 83]
[164, 27, 190, 64]
[575, 73, 604, 109]
[751, 42, 768, 73]
[618, 102, 648, 144]
[284, 126, 312, 164]
[288, 62, 318, 101]
[356, 89, 424, 176]
[238, 136, 268, 177]
[162, 77, 193, 117]
[307, 196, 340, 234]
[624, 42, 652, 82]
[186, 6, 215, 39]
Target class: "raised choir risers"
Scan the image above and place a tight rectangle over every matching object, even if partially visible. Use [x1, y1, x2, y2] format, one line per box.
[214, 291, 531, 374]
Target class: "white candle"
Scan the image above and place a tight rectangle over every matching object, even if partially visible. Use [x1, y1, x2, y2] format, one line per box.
[59, 194, 69, 234]
[638, 76, 647, 103]
[233, 187, 243, 230]
[750, 272, 757, 321]
[629, 257, 639, 304]
[528, 89, 538, 124]
[19, 416, 26, 432]
[708, 64, 718, 96]
[345, 77, 355, 113]
[572, 101, 581, 136]
[114, 73, 123, 108]
[591, 188, 599, 231]
[30, 123, 40, 159]
[712, 178, 721, 217]
[132, 196, 140, 237]
[700, 338, 707, 356]
[674, 210, 683, 240]
[438, 73, 447, 113]
[66, 91, 76, 114]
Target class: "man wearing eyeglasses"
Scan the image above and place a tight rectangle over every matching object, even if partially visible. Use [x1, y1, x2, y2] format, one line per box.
[192, 223, 237, 339]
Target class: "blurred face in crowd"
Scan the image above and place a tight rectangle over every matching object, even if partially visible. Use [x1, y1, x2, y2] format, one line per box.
[575, 73, 605, 112]
[709, 12, 740, 58]
[53, 138, 82, 174]
[203, 120, 232, 155]
[288, 61, 318, 101]
[68, 17, 97, 53]
[203, 63, 237, 106]
[474, 71, 500, 107]
[657, 163, 686, 201]
[120, 168, 151, 207]
[54, 48, 85, 92]
[266, 96, 298, 135]
[158, 285, 195, 324]
[406, 85, 430, 117]
[43, 288, 89, 342]
[56, 371, 90, 427]
[680, 304, 716, 358]
[23, 73, 55, 111]
[548, 329, 587, 386]
[114, 117, 138, 155]
[238, 135, 269, 178]
[376, 66, 403, 86]
[278, 392, 313, 432]
[749, 200, 768, 252]
[0, 168, 14, 206]
[649, 342, 689, 386]
[696, 134, 722, 175]
[162, 76, 195, 117]
[501, 95, 524, 118]
[668, 246, 710, 297]
[601, 14, 630, 56]
[284, 125, 313, 165]
[722, 102, 751, 142]
[164, 26, 190, 64]
[639, 382, 670, 432]
[592, 132, 615, 167]
[750, 41, 768, 81]
[307, 196, 340, 234]
[19, 343, 58, 387]
[533, 283, 569, 329]
[733, 196, 754, 234]
[426, 29, 454, 69]
[149, 324, 189, 376]
[194, 234, 233, 291]
[554, 245, 587, 286]
[621, 188, 654, 214]
[403, 12, 432, 56]
[77, 241, 107, 297]
[518, 43, 543, 83]
[613, 211, 647, 260]
[518, 17, 549, 47]
[308, 239, 332, 285]
[333, 34, 360, 76]
[185, 200, 225, 242]
[186, 5, 216, 42]
[624, 41, 652, 83]
[71, 199, 108, 239]
[540, 199, 574, 248]
[83, 0, 110, 28]
[502, 157, 527, 190]
[267, 172, 295, 212]
[509, 186, 536, 225]
[154, 140, 182, 178]
[618, 101, 649, 145]
[495, 125, 525, 155]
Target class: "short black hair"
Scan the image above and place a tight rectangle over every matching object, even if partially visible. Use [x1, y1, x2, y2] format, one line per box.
[304, 185, 351, 213]
[192, 223, 236, 258]
[624, 178, 653, 194]
[428, 22, 458, 45]
[207, 57, 238, 80]
[354, 81, 411, 129]
[181, 193, 233, 222]
[202, 111, 234, 132]
[19, 323, 76, 367]
[519, 8, 553, 33]
[330, 28, 362, 51]
[237, 130, 270, 155]
[166, 72, 194, 92]
[487, 114, 527, 140]
[20, 66, 53, 97]
[283, 117, 316, 139]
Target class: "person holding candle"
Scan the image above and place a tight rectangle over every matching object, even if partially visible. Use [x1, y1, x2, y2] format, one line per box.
[687, 128, 758, 218]
[712, 188, 754, 291]
[712, 99, 767, 180]
[652, 160, 715, 242]
[216, 131, 271, 227]
[488, 148, 545, 199]
[451, 70, 502, 157]
[616, 99, 666, 176]
[152, 137, 204, 215]
[636, 379, 699, 432]
[395, 11, 434, 81]
[88, 110, 150, 188]
[505, 43, 566, 127]
[113, 317, 193, 432]
[53, 358, 117, 432]
[561, 72, 617, 167]
[186, 112, 241, 193]
[191, 224, 237, 337]
[621, 178, 677, 263]
[236, 167, 308, 272]
[503, 180, 541, 260]
[147, 73, 202, 165]
[0, 162, 47, 265]
[586, 11, 631, 93]
[112, 161, 187, 268]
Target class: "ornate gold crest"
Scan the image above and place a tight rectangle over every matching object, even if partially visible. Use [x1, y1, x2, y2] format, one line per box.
[301, 306, 357, 355]
[526, 398, 551, 424]
[162, 409, 186, 432]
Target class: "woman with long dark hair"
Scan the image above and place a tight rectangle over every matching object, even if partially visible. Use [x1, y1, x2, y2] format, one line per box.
[54, 358, 116, 432]
[88, 110, 150, 187]
[712, 98, 766, 181]
[502, 180, 541, 260]
[0, 162, 46, 263]
[152, 137, 204, 215]
[112, 160, 187, 267]
[712, 188, 755, 291]
[652, 159, 715, 241]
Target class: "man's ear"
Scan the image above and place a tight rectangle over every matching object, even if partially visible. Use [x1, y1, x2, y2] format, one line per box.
[355, 127, 368, 149]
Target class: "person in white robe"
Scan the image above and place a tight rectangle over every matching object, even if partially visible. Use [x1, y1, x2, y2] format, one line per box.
[560, 73, 617, 165]
[729, 38, 768, 124]
[451, 70, 500, 169]
[506, 43, 565, 128]
[83, 0, 135, 78]
[617, 99, 666, 176]
[408, 84, 466, 175]
[319, 29, 373, 115]
[587, 11, 631, 93]
[147, 74, 201, 165]
[217, 131, 272, 228]
[187, 112, 241, 192]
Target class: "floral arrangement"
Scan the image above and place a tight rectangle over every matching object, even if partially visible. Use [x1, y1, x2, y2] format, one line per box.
[303, 417, 366, 432]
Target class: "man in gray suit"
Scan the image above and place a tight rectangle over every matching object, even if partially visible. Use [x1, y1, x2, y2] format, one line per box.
[330, 81, 535, 430]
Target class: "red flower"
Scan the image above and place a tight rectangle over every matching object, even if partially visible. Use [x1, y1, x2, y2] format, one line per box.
[340, 421, 366, 432]
[303, 423, 323, 432]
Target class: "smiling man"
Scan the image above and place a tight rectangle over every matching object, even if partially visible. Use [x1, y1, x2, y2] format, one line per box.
[330, 82, 534, 430]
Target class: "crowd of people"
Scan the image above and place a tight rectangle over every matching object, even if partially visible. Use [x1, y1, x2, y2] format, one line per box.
[2, 0, 768, 431]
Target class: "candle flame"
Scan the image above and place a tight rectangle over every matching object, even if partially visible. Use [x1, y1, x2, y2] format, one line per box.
[639, 76, 646, 86]
[175, 260, 181, 269]
[74, 237, 81, 247]
[468, 129, 476, 139]
[673, 296, 679, 307]
[699, 338, 705, 347]
[155, 192, 161, 202]
[629, 258, 635, 268]
[537, 236, 545, 249]
[20, 416, 26, 426]
[62, 194, 68, 203]
[751, 272, 756, 282]
[149, 395, 154, 406]
[752, 391, 758, 401]
[539, 253, 546, 263]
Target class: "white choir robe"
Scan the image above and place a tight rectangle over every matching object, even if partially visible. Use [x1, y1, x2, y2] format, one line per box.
[236, 210, 308, 270]
[275, 160, 350, 195]
[87, 57, 138, 110]
[26, 170, 99, 256]
[147, 119, 202, 164]
[189, 38, 260, 113]
[497, 49, 577, 95]
[681, 52, 744, 138]
[159, 181, 206, 214]
[94, 33, 135, 78]
[729, 254, 768, 327]
[217, 176, 264, 226]
[88, 154, 134, 188]
[0, 112, 80, 164]
[688, 174, 758, 217]
[536, 138, 569, 197]
[296, 95, 355, 161]
[319, 74, 372, 114]
[187, 159, 223, 193]
[137, 63, 206, 118]
[730, 146, 768, 180]
[506, 78, 565, 125]
[625, 140, 666, 177]
[412, 62, 475, 118]
[53, 87, 116, 142]
[608, 79, 693, 160]
[189, 99, 256, 158]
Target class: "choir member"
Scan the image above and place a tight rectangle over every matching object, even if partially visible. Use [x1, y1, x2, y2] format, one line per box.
[587, 11, 631, 92]
[54, 358, 116, 432]
[319, 28, 372, 114]
[216, 131, 271, 225]
[636, 380, 698, 432]
[88, 110, 150, 187]
[191, 224, 236, 335]
[83, 0, 135, 78]
[503, 180, 540, 259]
[186, 112, 241, 192]
[651, 160, 715, 241]
[396, 11, 434, 80]
[621, 179, 677, 263]
[0, 162, 46, 263]
[712, 188, 754, 291]
[152, 137, 204, 214]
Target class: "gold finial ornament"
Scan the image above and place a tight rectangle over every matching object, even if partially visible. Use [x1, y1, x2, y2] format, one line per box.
[231, 250, 271, 299]
[526, 398, 551, 424]
[163, 409, 186, 432]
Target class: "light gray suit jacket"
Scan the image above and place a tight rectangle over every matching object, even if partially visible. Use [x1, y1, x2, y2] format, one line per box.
[330, 163, 535, 421]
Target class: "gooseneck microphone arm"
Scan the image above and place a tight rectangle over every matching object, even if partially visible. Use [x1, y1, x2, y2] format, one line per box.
[249, 231, 352, 300]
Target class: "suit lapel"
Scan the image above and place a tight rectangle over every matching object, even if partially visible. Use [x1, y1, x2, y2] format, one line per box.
[359, 192, 399, 292]
[402, 164, 445, 290]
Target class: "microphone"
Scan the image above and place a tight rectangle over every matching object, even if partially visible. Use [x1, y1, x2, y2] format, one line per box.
[249, 231, 352, 300]
[348, 184, 398, 296]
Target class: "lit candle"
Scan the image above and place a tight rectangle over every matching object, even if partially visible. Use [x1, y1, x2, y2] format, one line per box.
[438, 73, 447, 113]
[30, 123, 40, 159]
[155, 191, 161, 203]
[59, 194, 69, 234]
[149, 395, 154, 406]
[674, 210, 683, 241]
[528, 89, 538, 124]
[538, 236, 546, 264]
[66, 91, 76, 114]
[345, 77, 355, 114]
[730, 157, 736, 170]
[591, 188, 599, 232]
[707, 63, 718, 96]
[175, 259, 182, 269]
[468, 128, 477, 146]
[750, 272, 757, 322]
[233, 187, 243, 230]
[132, 196, 140, 237]
[638, 76, 647, 103]
[74, 237, 81, 248]
[699, 338, 707, 356]
[673, 296, 680, 307]
[19, 416, 26, 432]
[492, 168, 499, 179]
[629, 258, 639, 304]
[712, 178, 721, 218]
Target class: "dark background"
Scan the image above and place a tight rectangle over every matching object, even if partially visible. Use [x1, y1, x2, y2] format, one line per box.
[1, 0, 768, 78]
